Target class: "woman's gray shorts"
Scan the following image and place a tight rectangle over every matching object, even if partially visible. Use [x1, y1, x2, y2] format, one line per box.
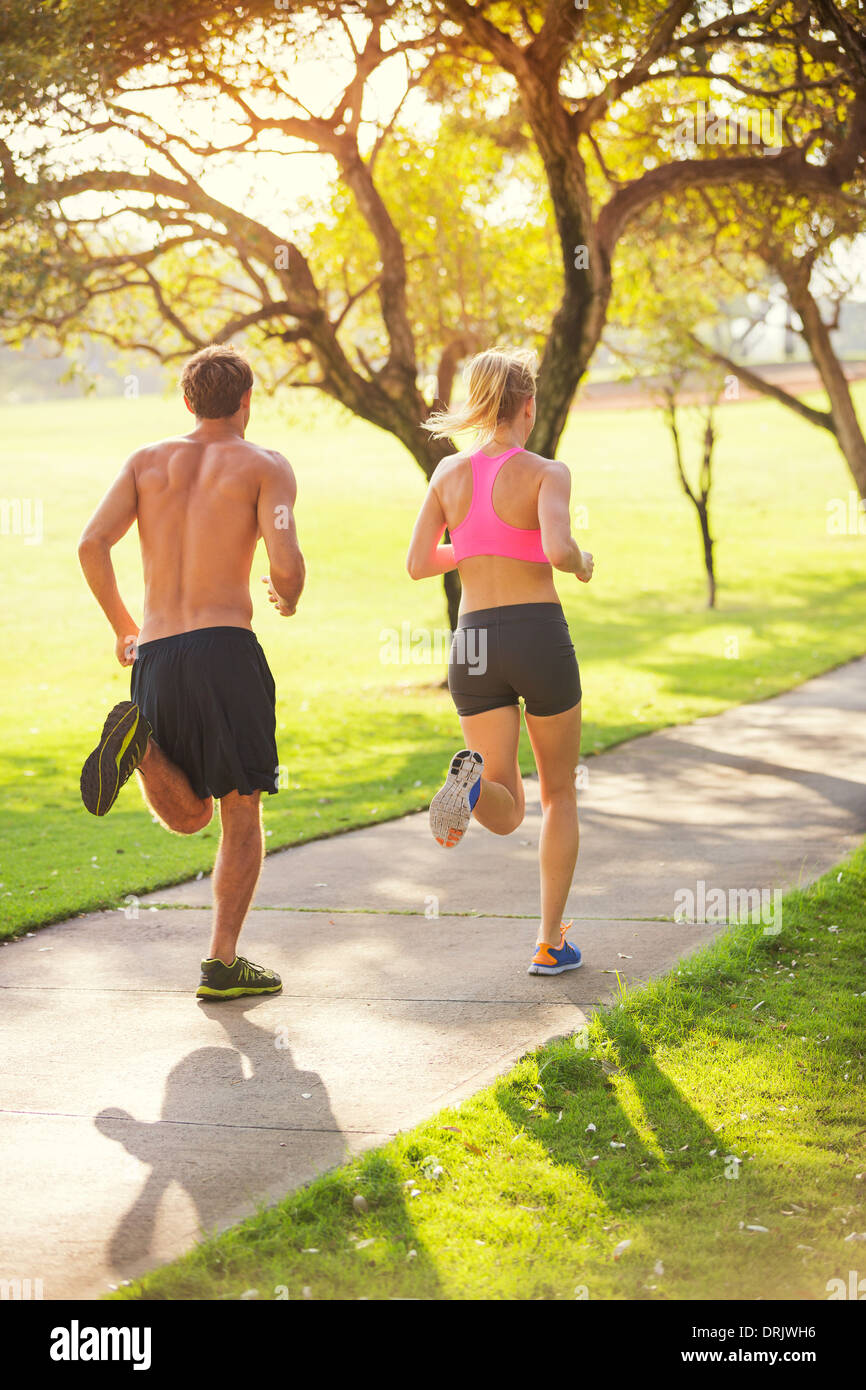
[448, 602, 581, 719]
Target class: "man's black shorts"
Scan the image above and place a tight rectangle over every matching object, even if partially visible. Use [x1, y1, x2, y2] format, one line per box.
[130, 626, 279, 800]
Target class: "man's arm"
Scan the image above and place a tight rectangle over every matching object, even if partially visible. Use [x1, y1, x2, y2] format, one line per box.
[78, 455, 141, 666]
[257, 451, 306, 616]
[406, 471, 458, 579]
[537, 461, 594, 582]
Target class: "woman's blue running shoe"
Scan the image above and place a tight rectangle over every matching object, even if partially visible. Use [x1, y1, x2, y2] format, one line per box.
[528, 922, 583, 975]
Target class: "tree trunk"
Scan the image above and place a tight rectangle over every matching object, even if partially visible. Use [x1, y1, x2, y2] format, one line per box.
[394, 398, 463, 625]
[697, 502, 716, 610]
[519, 71, 611, 458]
[783, 267, 866, 501]
[436, 333, 480, 408]
[443, 569, 461, 632]
[666, 395, 717, 608]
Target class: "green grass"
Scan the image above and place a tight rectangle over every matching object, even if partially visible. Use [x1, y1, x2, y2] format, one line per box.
[110, 842, 866, 1302]
[1, 386, 865, 935]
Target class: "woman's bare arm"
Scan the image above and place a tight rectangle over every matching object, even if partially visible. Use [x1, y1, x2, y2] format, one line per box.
[406, 476, 458, 580]
[537, 461, 593, 582]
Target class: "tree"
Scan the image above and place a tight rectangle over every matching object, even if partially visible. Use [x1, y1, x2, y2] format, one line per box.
[665, 380, 720, 610]
[689, 192, 866, 500]
[2, 1, 865, 626]
[607, 243, 724, 608]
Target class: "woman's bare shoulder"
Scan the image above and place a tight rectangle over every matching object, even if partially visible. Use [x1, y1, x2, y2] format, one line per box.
[431, 449, 471, 480]
[520, 450, 570, 479]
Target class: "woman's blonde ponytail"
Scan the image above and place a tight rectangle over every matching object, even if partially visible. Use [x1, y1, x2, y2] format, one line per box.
[422, 346, 537, 440]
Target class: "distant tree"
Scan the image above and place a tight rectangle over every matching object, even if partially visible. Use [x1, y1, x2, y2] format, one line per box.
[608, 249, 723, 608]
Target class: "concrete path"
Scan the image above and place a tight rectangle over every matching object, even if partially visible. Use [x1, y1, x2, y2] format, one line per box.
[2, 658, 865, 1300]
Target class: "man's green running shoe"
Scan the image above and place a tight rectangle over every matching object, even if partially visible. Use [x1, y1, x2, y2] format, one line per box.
[80, 700, 152, 817]
[196, 955, 283, 1000]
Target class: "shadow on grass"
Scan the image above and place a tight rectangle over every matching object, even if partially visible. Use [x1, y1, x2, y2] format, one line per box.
[561, 573, 866, 677]
[489, 907, 863, 1298]
[494, 1005, 726, 1214]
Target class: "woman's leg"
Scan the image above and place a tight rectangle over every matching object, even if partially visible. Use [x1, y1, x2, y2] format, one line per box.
[458, 704, 525, 836]
[524, 701, 582, 946]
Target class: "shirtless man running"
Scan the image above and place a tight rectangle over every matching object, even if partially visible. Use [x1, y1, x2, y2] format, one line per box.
[77, 344, 305, 1000]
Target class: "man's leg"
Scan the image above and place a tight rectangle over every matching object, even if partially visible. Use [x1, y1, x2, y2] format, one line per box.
[208, 791, 264, 965]
[137, 740, 213, 835]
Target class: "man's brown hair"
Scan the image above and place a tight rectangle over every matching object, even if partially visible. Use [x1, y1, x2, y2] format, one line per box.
[181, 344, 254, 419]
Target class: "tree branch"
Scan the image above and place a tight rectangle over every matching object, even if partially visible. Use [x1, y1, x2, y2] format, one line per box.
[689, 335, 837, 434]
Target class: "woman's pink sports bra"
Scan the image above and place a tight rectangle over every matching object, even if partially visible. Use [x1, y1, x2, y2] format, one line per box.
[450, 447, 549, 565]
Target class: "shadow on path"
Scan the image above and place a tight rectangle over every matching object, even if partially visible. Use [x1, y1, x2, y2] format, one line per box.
[95, 1000, 345, 1271]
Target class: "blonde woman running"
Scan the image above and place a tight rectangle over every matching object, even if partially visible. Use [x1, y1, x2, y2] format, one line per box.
[406, 348, 594, 976]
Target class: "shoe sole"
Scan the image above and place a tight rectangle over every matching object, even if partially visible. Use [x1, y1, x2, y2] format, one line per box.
[527, 959, 583, 976]
[430, 749, 483, 848]
[80, 701, 148, 816]
[196, 984, 283, 1000]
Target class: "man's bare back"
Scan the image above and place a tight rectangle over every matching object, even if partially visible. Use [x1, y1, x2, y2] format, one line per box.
[79, 418, 304, 664]
[135, 429, 298, 644]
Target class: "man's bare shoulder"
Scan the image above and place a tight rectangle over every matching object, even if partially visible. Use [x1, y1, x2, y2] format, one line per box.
[126, 434, 203, 467]
[132, 434, 288, 470]
[255, 445, 297, 493]
[254, 445, 297, 508]
[260, 445, 295, 473]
